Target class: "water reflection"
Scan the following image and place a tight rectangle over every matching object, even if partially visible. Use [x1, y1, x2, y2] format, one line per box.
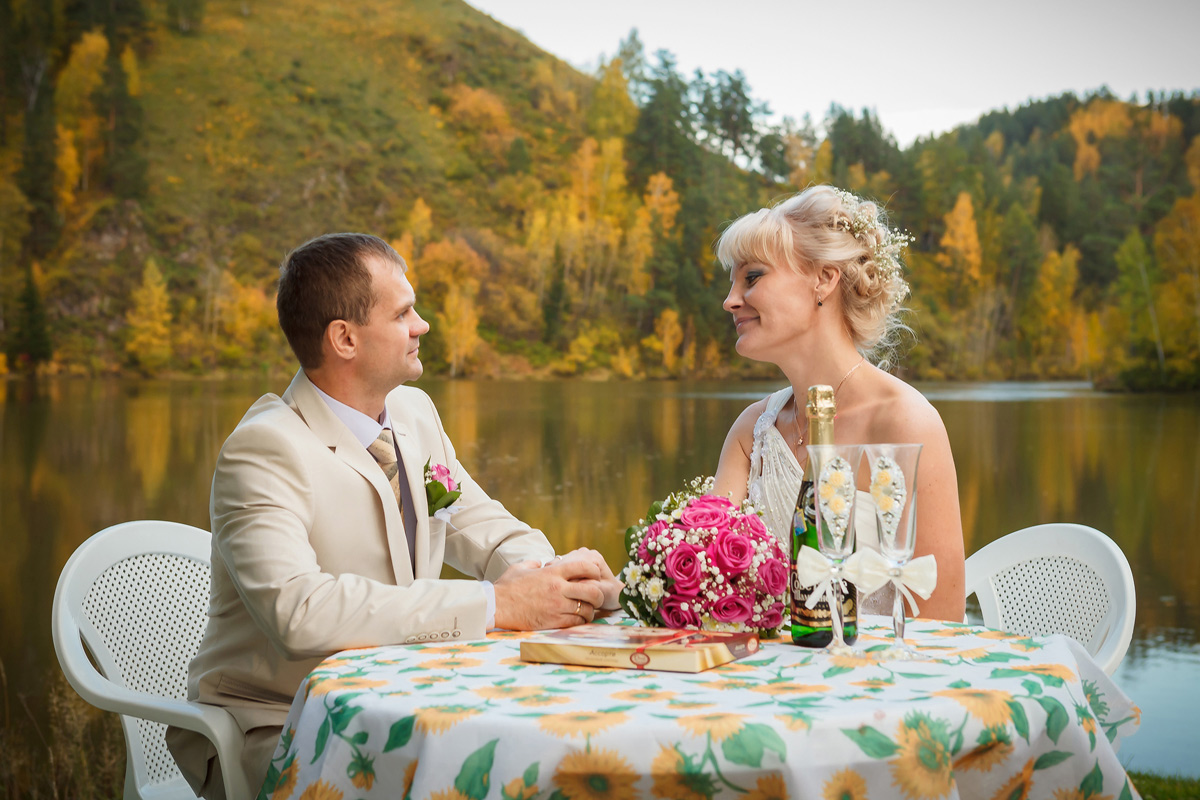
[0, 378, 1196, 779]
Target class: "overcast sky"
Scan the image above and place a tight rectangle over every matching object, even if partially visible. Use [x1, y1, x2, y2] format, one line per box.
[466, 0, 1200, 146]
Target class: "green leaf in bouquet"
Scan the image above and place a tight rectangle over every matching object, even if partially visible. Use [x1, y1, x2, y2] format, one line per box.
[624, 525, 641, 556]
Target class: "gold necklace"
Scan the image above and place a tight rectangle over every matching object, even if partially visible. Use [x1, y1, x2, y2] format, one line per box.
[791, 356, 867, 447]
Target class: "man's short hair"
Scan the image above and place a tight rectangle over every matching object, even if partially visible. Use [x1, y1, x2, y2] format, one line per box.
[276, 233, 406, 369]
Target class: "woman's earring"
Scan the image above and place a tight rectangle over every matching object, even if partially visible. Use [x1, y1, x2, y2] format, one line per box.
[817, 296, 823, 307]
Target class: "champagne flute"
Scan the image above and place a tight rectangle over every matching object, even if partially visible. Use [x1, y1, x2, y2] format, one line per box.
[864, 443, 924, 661]
[806, 443, 864, 656]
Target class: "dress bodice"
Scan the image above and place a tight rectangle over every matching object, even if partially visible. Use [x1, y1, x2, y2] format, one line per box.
[747, 387, 892, 615]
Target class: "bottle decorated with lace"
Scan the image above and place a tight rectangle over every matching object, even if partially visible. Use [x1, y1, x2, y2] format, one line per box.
[790, 385, 859, 646]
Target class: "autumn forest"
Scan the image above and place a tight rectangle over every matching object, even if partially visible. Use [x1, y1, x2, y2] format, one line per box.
[1, 0, 1198, 389]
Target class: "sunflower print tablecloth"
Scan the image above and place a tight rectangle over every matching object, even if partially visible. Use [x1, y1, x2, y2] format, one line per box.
[258, 617, 1141, 800]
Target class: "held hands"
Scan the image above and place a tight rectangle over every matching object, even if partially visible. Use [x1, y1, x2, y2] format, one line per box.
[493, 558, 608, 631]
[554, 548, 624, 610]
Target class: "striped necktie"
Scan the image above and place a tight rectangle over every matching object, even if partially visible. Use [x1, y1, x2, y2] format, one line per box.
[366, 428, 404, 518]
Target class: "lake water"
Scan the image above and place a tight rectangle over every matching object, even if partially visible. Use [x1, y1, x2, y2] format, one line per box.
[1, 377, 1197, 784]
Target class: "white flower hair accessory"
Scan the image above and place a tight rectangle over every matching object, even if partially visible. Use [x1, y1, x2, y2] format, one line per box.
[832, 188, 913, 309]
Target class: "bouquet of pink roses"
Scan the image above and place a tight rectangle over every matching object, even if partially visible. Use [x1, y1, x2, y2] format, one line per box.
[619, 477, 789, 636]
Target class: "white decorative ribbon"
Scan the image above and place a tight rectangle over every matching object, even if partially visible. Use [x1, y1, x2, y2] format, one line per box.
[433, 505, 461, 523]
[794, 546, 867, 611]
[844, 548, 938, 617]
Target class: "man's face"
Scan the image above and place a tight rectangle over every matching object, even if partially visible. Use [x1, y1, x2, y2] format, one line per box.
[355, 256, 430, 393]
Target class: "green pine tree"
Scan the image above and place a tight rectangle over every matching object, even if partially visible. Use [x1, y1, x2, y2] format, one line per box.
[6, 267, 52, 369]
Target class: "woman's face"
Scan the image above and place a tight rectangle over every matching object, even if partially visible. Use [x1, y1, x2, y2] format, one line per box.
[723, 260, 817, 363]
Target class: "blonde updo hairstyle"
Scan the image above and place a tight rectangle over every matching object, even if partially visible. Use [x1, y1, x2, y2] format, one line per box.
[716, 185, 912, 369]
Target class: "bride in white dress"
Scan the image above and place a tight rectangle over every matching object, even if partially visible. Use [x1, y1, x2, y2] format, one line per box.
[712, 186, 966, 622]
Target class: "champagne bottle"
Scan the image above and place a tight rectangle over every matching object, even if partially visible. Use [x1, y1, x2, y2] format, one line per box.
[790, 385, 859, 646]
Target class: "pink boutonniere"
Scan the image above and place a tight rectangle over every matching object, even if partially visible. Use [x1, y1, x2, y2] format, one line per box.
[423, 459, 462, 518]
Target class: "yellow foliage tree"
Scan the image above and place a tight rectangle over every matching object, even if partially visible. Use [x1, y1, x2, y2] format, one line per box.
[1152, 195, 1200, 371]
[1022, 245, 1081, 371]
[53, 125, 81, 214]
[417, 237, 487, 308]
[1186, 135, 1200, 192]
[435, 281, 482, 378]
[406, 197, 433, 257]
[935, 191, 983, 306]
[54, 29, 109, 196]
[120, 45, 141, 97]
[530, 59, 578, 116]
[125, 259, 172, 374]
[784, 130, 814, 189]
[219, 272, 273, 345]
[984, 130, 1005, 160]
[587, 58, 638, 140]
[654, 308, 684, 373]
[642, 172, 681, 233]
[1067, 99, 1132, 180]
[448, 84, 511, 132]
[624, 172, 681, 295]
[810, 139, 833, 186]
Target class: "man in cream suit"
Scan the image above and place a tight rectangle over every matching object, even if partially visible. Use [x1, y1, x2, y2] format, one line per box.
[167, 233, 616, 798]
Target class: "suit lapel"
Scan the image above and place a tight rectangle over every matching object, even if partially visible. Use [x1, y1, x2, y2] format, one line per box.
[284, 370, 414, 584]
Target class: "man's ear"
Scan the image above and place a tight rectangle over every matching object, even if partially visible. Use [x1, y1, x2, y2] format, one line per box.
[324, 320, 357, 362]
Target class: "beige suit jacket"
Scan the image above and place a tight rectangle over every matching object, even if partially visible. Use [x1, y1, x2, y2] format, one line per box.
[167, 370, 553, 795]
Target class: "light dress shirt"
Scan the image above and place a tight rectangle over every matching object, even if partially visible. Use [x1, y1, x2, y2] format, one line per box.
[311, 382, 497, 627]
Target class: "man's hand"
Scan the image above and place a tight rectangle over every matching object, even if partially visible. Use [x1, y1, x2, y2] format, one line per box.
[493, 559, 606, 631]
[556, 548, 624, 609]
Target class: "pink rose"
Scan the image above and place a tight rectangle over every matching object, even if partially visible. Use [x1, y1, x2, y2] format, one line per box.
[663, 542, 703, 596]
[708, 529, 753, 576]
[738, 513, 768, 538]
[711, 593, 753, 624]
[759, 602, 785, 629]
[638, 520, 669, 563]
[660, 594, 702, 628]
[756, 558, 788, 596]
[692, 494, 736, 512]
[430, 463, 458, 492]
[681, 494, 734, 532]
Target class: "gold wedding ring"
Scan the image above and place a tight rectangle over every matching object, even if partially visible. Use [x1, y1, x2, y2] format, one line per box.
[575, 600, 582, 616]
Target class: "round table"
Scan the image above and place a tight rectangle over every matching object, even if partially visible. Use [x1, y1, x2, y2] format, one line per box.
[258, 616, 1141, 800]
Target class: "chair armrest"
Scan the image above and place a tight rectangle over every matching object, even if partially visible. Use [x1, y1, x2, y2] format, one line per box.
[53, 624, 254, 799]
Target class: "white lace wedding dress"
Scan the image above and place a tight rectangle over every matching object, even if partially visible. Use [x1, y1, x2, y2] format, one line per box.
[747, 387, 892, 615]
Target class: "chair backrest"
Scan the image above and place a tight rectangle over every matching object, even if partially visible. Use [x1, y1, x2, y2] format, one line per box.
[964, 523, 1136, 675]
[53, 521, 213, 795]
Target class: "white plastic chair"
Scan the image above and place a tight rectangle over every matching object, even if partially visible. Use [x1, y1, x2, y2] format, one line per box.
[964, 522, 1136, 676]
[52, 521, 254, 800]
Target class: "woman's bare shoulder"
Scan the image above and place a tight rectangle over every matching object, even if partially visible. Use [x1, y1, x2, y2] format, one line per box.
[865, 372, 947, 443]
[728, 396, 771, 441]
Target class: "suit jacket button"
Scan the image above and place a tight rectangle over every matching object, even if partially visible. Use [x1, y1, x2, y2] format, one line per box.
[452, 631, 461, 638]
[440, 631, 450, 638]
[417, 634, 427, 641]
[405, 636, 415, 643]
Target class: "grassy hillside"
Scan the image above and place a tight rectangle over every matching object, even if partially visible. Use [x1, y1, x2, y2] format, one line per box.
[36, 0, 602, 371]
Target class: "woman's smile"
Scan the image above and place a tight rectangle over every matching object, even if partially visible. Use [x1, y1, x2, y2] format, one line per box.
[734, 315, 758, 332]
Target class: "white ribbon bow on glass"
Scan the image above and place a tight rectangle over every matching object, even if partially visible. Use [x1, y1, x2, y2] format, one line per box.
[795, 546, 938, 616]
[794, 546, 863, 611]
[846, 548, 939, 617]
